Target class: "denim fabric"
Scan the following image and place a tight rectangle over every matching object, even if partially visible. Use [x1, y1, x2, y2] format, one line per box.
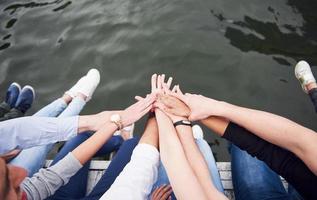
[10, 97, 86, 176]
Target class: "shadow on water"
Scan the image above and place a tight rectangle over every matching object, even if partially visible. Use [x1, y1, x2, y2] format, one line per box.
[211, 0, 317, 66]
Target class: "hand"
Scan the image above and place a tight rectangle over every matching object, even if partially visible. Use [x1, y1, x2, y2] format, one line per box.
[135, 73, 173, 110]
[121, 94, 156, 127]
[168, 85, 223, 121]
[155, 94, 190, 123]
[151, 185, 173, 200]
[156, 94, 190, 118]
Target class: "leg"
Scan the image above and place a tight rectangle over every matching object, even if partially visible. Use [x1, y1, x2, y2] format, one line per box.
[308, 88, 317, 113]
[58, 96, 86, 118]
[288, 185, 304, 200]
[0, 108, 24, 121]
[195, 139, 224, 193]
[46, 133, 123, 200]
[0, 102, 10, 118]
[230, 144, 290, 200]
[9, 97, 85, 176]
[151, 138, 224, 200]
[0, 82, 21, 118]
[85, 138, 139, 199]
[33, 98, 68, 117]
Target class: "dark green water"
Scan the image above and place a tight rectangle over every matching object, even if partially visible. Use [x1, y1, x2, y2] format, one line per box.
[0, 0, 316, 161]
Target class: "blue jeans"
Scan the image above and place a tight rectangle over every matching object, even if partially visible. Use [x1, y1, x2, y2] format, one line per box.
[230, 144, 303, 200]
[10, 97, 86, 176]
[46, 137, 138, 200]
[152, 138, 224, 199]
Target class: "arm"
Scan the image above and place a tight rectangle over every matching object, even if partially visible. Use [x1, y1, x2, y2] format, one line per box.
[22, 96, 154, 200]
[21, 121, 118, 200]
[222, 122, 317, 200]
[155, 109, 207, 200]
[0, 116, 79, 155]
[175, 123, 227, 200]
[0, 112, 121, 156]
[217, 101, 317, 175]
[157, 94, 226, 199]
[169, 88, 317, 175]
[101, 116, 160, 200]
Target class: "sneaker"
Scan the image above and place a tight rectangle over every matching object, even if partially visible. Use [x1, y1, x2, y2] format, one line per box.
[15, 85, 35, 113]
[114, 123, 134, 140]
[192, 124, 204, 139]
[295, 60, 316, 93]
[5, 82, 21, 108]
[65, 68, 100, 102]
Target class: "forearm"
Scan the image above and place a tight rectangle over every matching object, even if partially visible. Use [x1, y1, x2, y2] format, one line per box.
[22, 153, 82, 200]
[200, 116, 229, 136]
[211, 101, 317, 173]
[176, 125, 227, 200]
[139, 115, 159, 148]
[223, 122, 317, 199]
[72, 122, 117, 164]
[155, 110, 207, 200]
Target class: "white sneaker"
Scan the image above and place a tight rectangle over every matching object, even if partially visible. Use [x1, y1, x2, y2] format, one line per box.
[65, 68, 100, 102]
[295, 60, 316, 93]
[114, 123, 134, 140]
[192, 124, 204, 139]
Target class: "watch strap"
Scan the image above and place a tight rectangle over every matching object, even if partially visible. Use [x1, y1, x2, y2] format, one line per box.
[173, 120, 192, 127]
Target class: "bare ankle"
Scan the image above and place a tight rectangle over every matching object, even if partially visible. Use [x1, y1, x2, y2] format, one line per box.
[62, 94, 72, 104]
[307, 82, 317, 92]
[76, 92, 88, 101]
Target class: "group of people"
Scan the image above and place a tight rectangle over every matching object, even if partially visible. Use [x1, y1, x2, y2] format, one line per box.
[0, 60, 316, 200]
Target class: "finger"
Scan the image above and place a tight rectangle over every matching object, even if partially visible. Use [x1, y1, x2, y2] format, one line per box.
[161, 188, 173, 200]
[151, 187, 160, 198]
[171, 85, 177, 93]
[154, 185, 166, 198]
[157, 75, 162, 90]
[166, 77, 173, 89]
[161, 74, 166, 85]
[139, 95, 156, 110]
[153, 102, 167, 110]
[157, 185, 172, 199]
[151, 74, 158, 93]
[135, 96, 144, 101]
[176, 85, 184, 95]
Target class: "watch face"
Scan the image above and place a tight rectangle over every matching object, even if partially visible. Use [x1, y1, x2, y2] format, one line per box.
[110, 114, 121, 122]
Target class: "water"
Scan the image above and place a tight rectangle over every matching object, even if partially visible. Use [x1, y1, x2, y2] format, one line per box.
[0, 0, 316, 161]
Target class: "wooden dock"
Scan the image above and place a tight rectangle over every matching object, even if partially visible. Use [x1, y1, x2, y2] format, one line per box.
[45, 160, 288, 199]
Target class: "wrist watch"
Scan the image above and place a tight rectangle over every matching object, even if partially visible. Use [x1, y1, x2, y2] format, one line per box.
[173, 120, 192, 127]
[110, 114, 123, 130]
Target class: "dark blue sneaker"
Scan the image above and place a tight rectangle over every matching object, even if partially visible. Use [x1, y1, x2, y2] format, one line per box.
[5, 82, 21, 108]
[15, 85, 35, 113]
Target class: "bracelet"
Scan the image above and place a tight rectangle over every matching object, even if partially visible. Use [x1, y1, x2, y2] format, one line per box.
[173, 120, 192, 127]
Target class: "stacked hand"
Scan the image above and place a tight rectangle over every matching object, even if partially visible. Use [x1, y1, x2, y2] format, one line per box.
[134, 73, 223, 122]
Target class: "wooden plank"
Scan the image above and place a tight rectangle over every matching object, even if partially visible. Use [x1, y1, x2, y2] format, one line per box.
[45, 161, 289, 200]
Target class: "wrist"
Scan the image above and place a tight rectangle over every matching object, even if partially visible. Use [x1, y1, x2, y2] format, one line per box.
[171, 116, 188, 124]
[78, 115, 95, 133]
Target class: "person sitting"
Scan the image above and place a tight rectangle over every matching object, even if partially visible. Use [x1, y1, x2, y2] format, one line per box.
[1, 68, 100, 176]
[0, 94, 155, 200]
[158, 80, 317, 200]
[0, 82, 35, 121]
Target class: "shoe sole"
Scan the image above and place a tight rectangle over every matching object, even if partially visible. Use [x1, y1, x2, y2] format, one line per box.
[22, 85, 36, 100]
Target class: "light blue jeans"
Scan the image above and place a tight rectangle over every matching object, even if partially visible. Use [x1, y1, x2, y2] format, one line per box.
[152, 138, 224, 199]
[9, 97, 86, 176]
